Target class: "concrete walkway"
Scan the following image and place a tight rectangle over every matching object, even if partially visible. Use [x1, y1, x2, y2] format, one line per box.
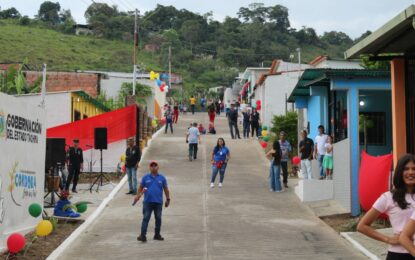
[58, 113, 366, 260]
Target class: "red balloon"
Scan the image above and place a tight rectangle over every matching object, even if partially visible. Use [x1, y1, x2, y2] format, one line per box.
[292, 156, 301, 165]
[7, 233, 25, 253]
[261, 141, 267, 148]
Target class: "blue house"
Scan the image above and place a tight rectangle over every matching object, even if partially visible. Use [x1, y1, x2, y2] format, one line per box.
[289, 69, 391, 216]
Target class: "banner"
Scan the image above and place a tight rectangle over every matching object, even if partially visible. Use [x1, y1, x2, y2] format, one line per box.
[46, 105, 136, 150]
[0, 92, 46, 248]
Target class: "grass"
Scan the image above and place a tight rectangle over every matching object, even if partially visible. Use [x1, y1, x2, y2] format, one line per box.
[0, 20, 162, 72]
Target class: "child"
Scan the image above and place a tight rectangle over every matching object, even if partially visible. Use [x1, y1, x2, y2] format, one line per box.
[198, 124, 206, 134]
[322, 135, 333, 180]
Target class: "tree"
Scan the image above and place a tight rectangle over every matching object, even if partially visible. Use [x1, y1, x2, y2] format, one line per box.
[321, 31, 352, 45]
[267, 5, 290, 32]
[238, 3, 268, 23]
[0, 7, 21, 19]
[37, 1, 61, 24]
[271, 112, 298, 153]
[84, 3, 118, 22]
[354, 30, 372, 43]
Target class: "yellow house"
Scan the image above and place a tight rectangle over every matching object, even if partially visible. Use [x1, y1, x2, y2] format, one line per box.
[71, 91, 110, 122]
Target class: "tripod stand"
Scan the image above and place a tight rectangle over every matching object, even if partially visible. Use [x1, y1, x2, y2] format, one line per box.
[89, 149, 112, 192]
[44, 163, 63, 208]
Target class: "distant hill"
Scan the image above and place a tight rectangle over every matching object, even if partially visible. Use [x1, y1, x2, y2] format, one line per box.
[0, 20, 161, 72]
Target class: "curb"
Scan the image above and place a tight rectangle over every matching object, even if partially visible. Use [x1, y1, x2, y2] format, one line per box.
[47, 126, 165, 260]
[340, 232, 380, 260]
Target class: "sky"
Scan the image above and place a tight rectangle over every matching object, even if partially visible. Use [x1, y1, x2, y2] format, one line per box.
[1, 0, 414, 38]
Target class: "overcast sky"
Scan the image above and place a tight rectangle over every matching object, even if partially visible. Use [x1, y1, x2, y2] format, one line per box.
[1, 0, 414, 38]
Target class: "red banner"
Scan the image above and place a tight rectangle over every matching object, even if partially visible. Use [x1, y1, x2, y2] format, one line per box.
[47, 105, 136, 150]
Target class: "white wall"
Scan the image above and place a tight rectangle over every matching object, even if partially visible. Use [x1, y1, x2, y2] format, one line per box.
[15, 92, 71, 128]
[333, 138, 351, 211]
[83, 139, 127, 173]
[314, 60, 362, 69]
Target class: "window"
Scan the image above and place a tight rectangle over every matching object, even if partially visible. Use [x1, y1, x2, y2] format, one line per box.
[359, 112, 386, 146]
[74, 110, 81, 121]
[329, 91, 348, 142]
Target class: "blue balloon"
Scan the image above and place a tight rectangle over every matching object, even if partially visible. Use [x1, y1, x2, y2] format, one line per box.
[156, 79, 163, 87]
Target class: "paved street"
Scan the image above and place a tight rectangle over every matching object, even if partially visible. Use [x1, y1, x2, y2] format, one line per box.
[59, 113, 365, 260]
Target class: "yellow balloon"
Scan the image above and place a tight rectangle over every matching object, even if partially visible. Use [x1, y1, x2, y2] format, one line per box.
[120, 154, 126, 162]
[262, 130, 268, 137]
[150, 71, 157, 80]
[155, 73, 160, 80]
[36, 220, 53, 237]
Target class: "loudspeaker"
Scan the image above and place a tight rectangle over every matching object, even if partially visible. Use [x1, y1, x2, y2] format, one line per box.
[45, 138, 66, 170]
[94, 127, 108, 150]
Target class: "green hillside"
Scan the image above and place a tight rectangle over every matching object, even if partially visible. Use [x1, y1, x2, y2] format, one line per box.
[0, 20, 160, 72]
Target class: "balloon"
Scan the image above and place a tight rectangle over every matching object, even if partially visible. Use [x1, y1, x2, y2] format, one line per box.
[150, 71, 156, 80]
[263, 136, 269, 142]
[120, 154, 126, 162]
[7, 233, 25, 253]
[292, 156, 301, 165]
[261, 130, 267, 137]
[28, 203, 42, 218]
[160, 86, 165, 92]
[36, 220, 53, 237]
[151, 119, 157, 128]
[156, 79, 163, 87]
[161, 118, 166, 125]
[261, 141, 267, 148]
[76, 203, 87, 213]
[262, 125, 268, 130]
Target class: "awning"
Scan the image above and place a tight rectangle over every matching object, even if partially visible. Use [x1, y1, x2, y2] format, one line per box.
[345, 5, 415, 58]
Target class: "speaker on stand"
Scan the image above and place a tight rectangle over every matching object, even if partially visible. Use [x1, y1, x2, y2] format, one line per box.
[44, 138, 66, 207]
[90, 127, 111, 192]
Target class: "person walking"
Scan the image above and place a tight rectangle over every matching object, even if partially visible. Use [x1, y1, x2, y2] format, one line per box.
[266, 140, 283, 192]
[279, 131, 292, 188]
[215, 100, 221, 116]
[314, 125, 328, 180]
[358, 154, 415, 260]
[189, 96, 196, 115]
[65, 139, 83, 193]
[228, 104, 241, 139]
[250, 108, 260, 139]
[299, 130, 314, 179]
[164, 106, 174, 134]
[134, 161, 170, 242]
[323, 135, 334, 180]
[186, 122, 201, 161]
[208, 101, 216, 125]
[173, 103, 179, 124]
[210, 138, 230, 188]
[242, 108, 251, 138]
[125, 138, 141, 195]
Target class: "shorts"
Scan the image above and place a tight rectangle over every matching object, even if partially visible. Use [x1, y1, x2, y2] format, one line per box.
[322, 155, 333, 170]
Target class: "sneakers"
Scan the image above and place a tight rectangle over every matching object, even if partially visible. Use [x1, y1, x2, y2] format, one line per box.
[154, 234, 164, 241]
[210, 183, 214, 188]
[218, 183, 222, 188]
[137, 235, 147, 242]
[71, 190, 78, 193]
[126, 191, 134, 195]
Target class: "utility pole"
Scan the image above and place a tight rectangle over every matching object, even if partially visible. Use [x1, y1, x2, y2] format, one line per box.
[296, 48, 301, 79]
[133, 8, 138, 96]
[168, 46, 172, 91]
[40, 64, 47, 108]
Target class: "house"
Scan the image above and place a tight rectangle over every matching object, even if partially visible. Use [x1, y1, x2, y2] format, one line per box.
[74, 24, 93, 36]
[289, 68, 391, 215]
[240, 67, 270, 106]
[345, 5, 415, 166]
[81, 70, 170, 119]
[15, 90, 110, 129]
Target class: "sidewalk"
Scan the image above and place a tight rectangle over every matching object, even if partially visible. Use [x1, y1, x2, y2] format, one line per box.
[52, 113, 366, 260]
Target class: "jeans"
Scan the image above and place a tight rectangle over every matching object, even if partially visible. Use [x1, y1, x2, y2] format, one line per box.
[189, 143, 198, 159]
[126, 166, 137, 193]
[269, 160, 282, 191]
[228, 121, 240, 139]
[243, 121, 250, 138]
[301, 159, 312, 179]
[280, 161, 288, 184]
[191, 105, 195, 114]
[165, 119, 173, 134]
[65, 165, 80, 191]
[141, 202, 163, 236]
[211, 163, 227, 183]
[318, 154, 325, 178]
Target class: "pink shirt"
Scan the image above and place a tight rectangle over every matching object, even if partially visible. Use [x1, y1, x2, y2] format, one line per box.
[373, 191, 415, 253]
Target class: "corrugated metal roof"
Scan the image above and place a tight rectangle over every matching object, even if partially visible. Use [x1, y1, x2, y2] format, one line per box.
[288, 69, 390, 102]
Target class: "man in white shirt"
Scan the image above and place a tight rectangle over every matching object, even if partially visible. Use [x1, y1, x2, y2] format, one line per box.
[314, 125, 328, 180]
[186, 122, 201, 161]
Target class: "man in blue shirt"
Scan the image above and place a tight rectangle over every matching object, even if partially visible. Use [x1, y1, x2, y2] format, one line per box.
[133, 161, 170, 242]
